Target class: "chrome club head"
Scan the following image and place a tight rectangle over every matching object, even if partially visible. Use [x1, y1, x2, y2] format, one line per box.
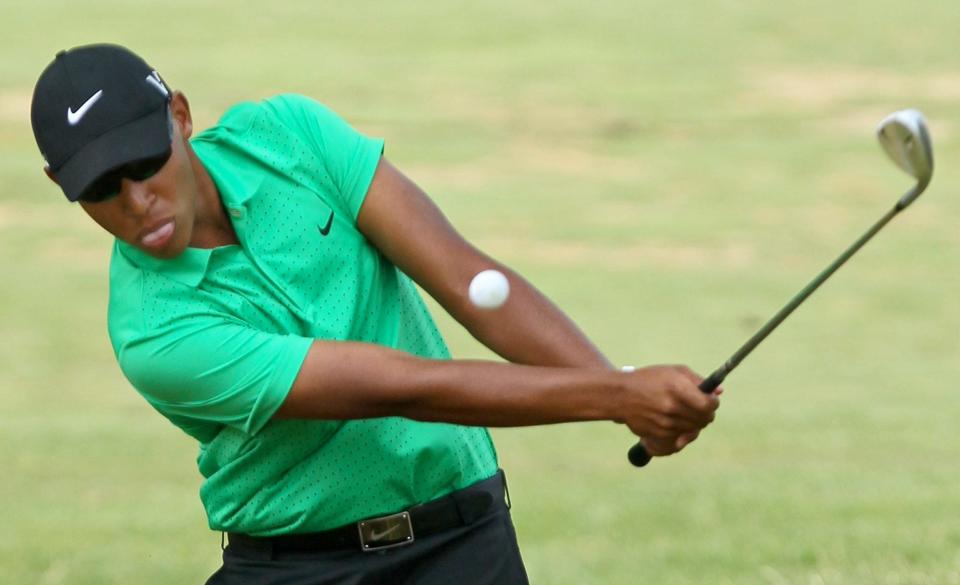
[877, 109, 934, 209]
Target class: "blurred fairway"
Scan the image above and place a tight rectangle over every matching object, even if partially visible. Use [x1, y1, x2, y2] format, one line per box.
[2, 1, 959, 583]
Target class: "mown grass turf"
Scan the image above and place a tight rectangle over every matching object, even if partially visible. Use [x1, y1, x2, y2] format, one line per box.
[2, 1, 958, 583]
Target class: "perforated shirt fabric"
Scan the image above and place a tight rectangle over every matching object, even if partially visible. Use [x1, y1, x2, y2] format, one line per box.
[106, 94, 499, 536]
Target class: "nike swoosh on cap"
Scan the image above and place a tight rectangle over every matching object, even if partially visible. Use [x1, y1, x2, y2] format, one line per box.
[67, 90, 104, 126]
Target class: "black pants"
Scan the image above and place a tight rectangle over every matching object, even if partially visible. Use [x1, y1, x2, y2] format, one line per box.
[206, 475, 529, 585]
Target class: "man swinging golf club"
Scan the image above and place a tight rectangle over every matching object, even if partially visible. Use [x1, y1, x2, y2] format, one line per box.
[31, 43, 719, 584]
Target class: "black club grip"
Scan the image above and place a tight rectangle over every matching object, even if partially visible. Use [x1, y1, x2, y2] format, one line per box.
[627, 371, 724, 468]
[627, 441, 653, 467]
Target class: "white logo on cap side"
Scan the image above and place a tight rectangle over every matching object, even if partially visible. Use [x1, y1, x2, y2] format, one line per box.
[145, 71, 169, 97]
[66, 89, 104, 126]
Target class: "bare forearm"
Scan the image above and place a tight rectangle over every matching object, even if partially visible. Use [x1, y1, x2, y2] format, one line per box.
[277, 341, 719, 451]
[277, 340, 620, 426]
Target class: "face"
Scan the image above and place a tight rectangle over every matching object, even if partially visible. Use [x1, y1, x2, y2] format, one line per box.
[71, 93, 201, 259]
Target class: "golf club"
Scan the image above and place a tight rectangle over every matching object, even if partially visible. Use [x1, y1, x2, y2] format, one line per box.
[628, 109, 935, 468]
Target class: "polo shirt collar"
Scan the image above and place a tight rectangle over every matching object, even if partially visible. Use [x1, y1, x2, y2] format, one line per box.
[193, 135, 266, 209]
[117, 241, 213, 287]
[114, 135, 266, 286]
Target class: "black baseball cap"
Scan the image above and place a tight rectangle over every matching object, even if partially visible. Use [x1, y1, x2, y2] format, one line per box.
[31, 44, 173, 202]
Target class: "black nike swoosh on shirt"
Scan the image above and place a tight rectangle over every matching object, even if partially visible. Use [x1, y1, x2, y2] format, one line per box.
[318, 211, 334, 236]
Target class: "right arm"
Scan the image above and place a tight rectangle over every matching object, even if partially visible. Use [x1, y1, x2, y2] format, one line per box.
[118, 318, 716, 456]
[275, 340, 718, 452]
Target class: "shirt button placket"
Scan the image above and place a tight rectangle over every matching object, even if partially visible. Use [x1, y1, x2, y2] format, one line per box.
[227, 207, 246, 244]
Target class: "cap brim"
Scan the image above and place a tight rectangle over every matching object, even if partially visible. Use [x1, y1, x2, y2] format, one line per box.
[54, 106, 171, 202]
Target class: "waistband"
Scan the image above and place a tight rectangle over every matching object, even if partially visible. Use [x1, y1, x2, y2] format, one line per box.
[227, 470, 510, 554]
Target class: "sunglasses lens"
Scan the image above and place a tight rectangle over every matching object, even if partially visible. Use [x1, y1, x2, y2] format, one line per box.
[78, 149, 171, 203]
[80, 174, 121, 202]
[128, 150, 171, 181]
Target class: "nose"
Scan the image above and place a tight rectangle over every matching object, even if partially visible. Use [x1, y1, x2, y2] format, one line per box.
[119, 179, 155, 216]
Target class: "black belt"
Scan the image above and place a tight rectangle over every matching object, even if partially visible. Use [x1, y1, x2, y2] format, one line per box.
[227, 471, 509, 554]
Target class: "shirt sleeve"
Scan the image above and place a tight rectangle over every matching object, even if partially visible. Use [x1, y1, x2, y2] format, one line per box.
[273, 94, 385, 220]
[116, 319, 314, 436]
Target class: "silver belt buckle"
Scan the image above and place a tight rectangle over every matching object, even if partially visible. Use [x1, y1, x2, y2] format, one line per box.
[358, 511, 415, 552]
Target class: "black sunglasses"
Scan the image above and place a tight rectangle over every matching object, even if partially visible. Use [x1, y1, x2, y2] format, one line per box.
[78, 149, 172, 203]
[78, 104, 175, 203]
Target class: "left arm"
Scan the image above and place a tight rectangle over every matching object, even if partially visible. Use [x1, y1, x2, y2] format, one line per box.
[357, 157, 612, 370]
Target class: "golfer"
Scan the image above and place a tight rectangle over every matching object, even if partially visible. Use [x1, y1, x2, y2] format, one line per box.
[31, 44, 720, 584]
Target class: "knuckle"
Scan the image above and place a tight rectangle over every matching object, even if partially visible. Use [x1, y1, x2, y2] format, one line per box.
[660, 396, 680, 415]
[649, 422, 672, 439]
[674, 364, 700, 383]
[697, 396, 716, 413]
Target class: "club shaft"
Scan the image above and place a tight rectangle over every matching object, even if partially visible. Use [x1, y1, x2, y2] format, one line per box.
[628, 200, 907, 468]
[703, 203, 901, 389]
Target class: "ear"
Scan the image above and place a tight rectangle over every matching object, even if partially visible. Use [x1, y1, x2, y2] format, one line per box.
[169, 90, 194, 140]
[44, 165, 59, 185]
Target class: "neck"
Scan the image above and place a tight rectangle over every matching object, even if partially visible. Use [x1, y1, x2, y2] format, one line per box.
[187, 148, 239, 248]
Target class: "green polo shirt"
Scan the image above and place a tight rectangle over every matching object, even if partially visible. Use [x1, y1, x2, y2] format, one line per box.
[106, 94, 498, 535]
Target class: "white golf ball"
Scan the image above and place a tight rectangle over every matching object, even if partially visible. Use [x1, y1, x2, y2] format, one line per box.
[468, 269, 510, 309]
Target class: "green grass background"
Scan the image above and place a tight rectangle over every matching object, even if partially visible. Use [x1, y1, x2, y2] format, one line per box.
[2, 1, 959, 583]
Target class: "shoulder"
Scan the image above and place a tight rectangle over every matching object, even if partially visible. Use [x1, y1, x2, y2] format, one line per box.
[260, 94, 337, 119]
[257, 94, 351, 142]
[235, 94, 340, 128]
[192, 94, 345, 150]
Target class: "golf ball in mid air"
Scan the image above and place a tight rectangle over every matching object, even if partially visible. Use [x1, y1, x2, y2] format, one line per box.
[469, 269, 510, 309]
